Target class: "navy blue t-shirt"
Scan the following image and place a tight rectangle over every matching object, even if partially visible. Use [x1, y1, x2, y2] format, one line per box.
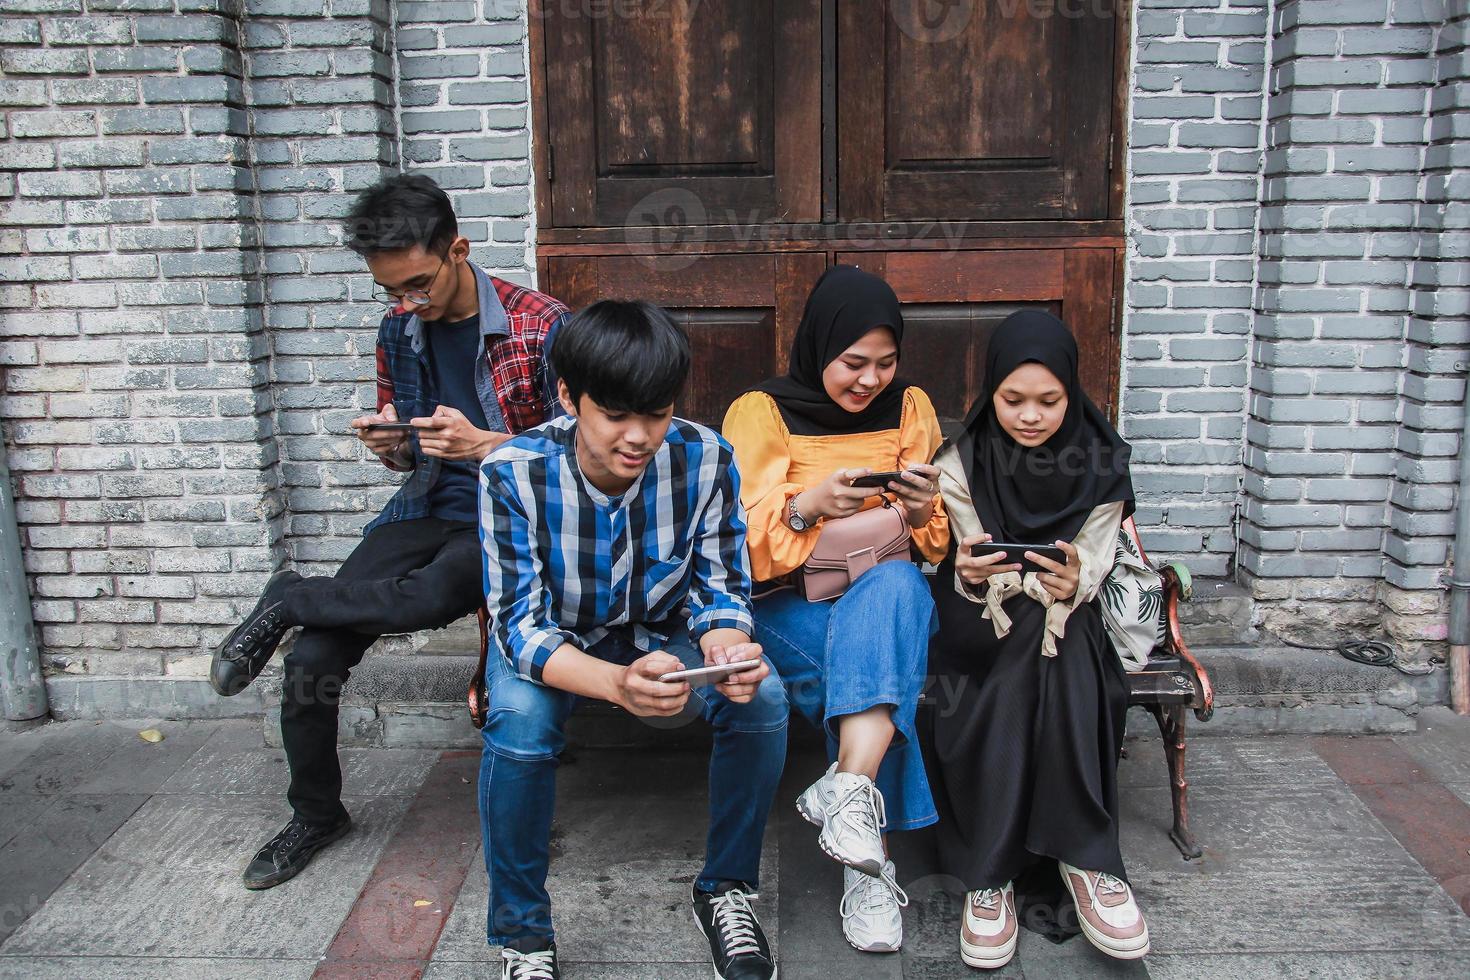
[425, 314, 493, 524]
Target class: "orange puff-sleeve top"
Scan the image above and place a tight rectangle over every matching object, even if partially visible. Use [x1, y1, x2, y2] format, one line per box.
[722, 386, 951, 583]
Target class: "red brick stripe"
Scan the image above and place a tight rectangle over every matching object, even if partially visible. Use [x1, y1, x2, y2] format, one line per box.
[314, 750, 483, 979]
[1314, 736, 1470, 915]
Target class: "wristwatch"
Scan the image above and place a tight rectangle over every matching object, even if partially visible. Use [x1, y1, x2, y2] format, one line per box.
[787, 494, 813, 532]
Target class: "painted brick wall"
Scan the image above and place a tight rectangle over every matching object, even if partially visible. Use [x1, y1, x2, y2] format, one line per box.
[1240, 0, 1452, 648]
[0, 0, 282, 679]
[1121, 0, 1272, 579]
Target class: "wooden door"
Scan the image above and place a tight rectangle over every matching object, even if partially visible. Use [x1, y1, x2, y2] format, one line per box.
[839, 249, 1119, 425]
[541, 253, 827, 427]
[538, 0, 822, 228]
[838, 0, 1118, 221]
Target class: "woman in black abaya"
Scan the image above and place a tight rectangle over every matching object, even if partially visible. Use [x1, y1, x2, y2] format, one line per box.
[925, 310, 1150, 969]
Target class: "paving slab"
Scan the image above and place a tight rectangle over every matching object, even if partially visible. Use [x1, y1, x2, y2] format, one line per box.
[1144, 950, 1470, 979]
[432, 744, 779, 971]
[0, 793, 149, 945]
[1397, 706, 1470, 785]
[0, 956, 317, 979]
[1117, 733, 1341, 790]
[1117, 781, 1470, 955]
[157, 721, 438, 799]
[0, 793, 408, 961]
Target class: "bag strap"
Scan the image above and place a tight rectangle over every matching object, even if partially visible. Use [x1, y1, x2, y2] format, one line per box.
[468, 605, 490, 730]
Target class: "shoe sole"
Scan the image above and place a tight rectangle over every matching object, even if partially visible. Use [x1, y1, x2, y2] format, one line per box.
[242, 821, 351, 890]
[845, 931, 901, 954]
[690, 909, 777, 980]
[1059, 875, 1150, 959]
[960, 935, 1018, 970]
[801, 788, 885, 875]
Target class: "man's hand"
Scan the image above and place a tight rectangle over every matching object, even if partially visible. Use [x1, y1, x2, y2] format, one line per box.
[614, 652, 691, 718]
[351, 403, 410, 464]
[1030, 540, 1081, 602]
[955, 533, 1023, 586]
[705, 641, 769, 704]
[413, 405, 509, 461]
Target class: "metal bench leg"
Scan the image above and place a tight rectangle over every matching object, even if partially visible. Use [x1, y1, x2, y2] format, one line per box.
[1148, 703, 1203, 860]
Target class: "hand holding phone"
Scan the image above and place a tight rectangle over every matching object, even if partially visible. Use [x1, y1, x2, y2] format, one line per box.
[969, 541, 1067, 575]
[364, 422, 415, 433]
[848, 470, 905, 489]
[658, 659, 763, 685]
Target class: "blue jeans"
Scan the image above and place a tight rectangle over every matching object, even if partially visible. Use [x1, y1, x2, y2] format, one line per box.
[754, 560, 938, 831]
[478, 628, 789, 945]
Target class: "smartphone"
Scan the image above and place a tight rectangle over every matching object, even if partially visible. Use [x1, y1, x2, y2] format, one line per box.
[658, 659, 763, 685]
[850, 470, 907, 489]
[364, 422, 415, 433]
[969, 542, 1066, 574]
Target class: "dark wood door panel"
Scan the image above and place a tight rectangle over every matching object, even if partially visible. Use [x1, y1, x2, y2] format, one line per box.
[541, 252, 827, 427]
[838, 0, 1116, 221]
[539, 0, 821, 227]
[840, 249, 1119, 423]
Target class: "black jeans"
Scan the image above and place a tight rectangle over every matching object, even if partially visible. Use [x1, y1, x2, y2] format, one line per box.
[279, 517, 483, 826]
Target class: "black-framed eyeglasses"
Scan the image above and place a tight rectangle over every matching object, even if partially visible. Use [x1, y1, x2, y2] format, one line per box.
[371, 254, 447, 308]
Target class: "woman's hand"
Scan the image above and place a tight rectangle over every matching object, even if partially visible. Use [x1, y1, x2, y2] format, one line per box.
[888, 461, 939, 528]
[794, 467, 883, 522]
[1030, 540, 1081, 602]
[955, 533, 1023, 586]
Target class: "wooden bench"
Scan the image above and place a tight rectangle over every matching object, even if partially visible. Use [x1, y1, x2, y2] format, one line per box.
[1120, 516, 1215, 860]
[467, 516, 1215, 859]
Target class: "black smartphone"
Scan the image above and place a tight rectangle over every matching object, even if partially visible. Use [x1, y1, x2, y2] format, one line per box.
[969, 542, 1066, 574]
[364, 422, 415, 433]
[850, 470, 906, 489]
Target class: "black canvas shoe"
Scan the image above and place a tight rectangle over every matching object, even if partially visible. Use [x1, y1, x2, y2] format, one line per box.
[241, 815, 351, 890]
[693, 882, 777, 980]
[500, 938, 559, 979]
[209, 570, 300, 696]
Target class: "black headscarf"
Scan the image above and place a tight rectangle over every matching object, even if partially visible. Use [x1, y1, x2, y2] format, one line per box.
[753, 265, 913, 436]
[959, 310, 1134, 544]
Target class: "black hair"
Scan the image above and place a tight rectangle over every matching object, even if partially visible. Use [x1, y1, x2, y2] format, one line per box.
[551, 300, 691, 415]
[344, 173, 458, 256]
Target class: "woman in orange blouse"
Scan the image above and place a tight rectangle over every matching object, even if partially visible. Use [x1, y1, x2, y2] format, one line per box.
[723, 265, 948, 954]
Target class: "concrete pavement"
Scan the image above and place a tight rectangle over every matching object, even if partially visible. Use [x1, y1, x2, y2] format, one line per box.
[2, 709, 1469, 978]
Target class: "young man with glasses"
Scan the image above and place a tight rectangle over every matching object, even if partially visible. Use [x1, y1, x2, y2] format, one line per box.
[207, 173, 570, 890]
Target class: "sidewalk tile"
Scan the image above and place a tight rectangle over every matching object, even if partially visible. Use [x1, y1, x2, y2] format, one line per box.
[1, 793, 408, 960]
[0, 956, 316, 978]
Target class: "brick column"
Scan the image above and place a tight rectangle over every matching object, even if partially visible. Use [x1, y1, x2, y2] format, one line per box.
[1241, 0, 1441, 644]
[395, 0, 534, 282]
[240, 0, 399, 575]
[1, 0, 279, 707]
[1122, 0, 1272, 578]
[1381, 0, 1470, 657]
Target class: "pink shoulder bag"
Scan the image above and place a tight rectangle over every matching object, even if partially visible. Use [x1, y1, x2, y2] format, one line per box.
[795, 497, 914, 601]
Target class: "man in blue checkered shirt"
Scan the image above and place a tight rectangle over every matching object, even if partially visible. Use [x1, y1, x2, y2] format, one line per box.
[478, 301, 786, 980]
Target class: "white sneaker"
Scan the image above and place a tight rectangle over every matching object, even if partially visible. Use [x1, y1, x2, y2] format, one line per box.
[1058, 862, 1150, 959]
[959, 882, 1017, 970]
[797, 766, 886, 874]
[840, 859, 907, 952]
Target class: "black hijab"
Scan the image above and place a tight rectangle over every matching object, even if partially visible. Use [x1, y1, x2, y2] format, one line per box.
[959, 310, 1134, 545]
[753, 265, 913, 436]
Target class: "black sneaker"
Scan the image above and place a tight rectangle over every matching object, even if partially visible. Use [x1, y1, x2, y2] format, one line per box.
[693, 882, 777, 980]
[500, 939, 559, 979]
[209, 570, 300, 696]
[241, 815, 351, 890]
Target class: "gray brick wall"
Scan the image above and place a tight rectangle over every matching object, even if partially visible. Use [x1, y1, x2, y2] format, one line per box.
[1, 0, 281, 679]
[1122, 0, 1272, 579]
[1380, 0, 1469, 652]
[1239, 0, 1455, 649]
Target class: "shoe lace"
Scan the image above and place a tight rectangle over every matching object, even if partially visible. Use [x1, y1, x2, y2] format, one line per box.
[828, 776, 886, 839]
[1095, 873, 1127, 897]
[224, 609, 284, 661]
[269, 820, 308, 851]
[972, 888, 1000, 912]
[708, 888, 763, 958]
[501, 948, 556, 980]
[841, 866, 909, 918]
